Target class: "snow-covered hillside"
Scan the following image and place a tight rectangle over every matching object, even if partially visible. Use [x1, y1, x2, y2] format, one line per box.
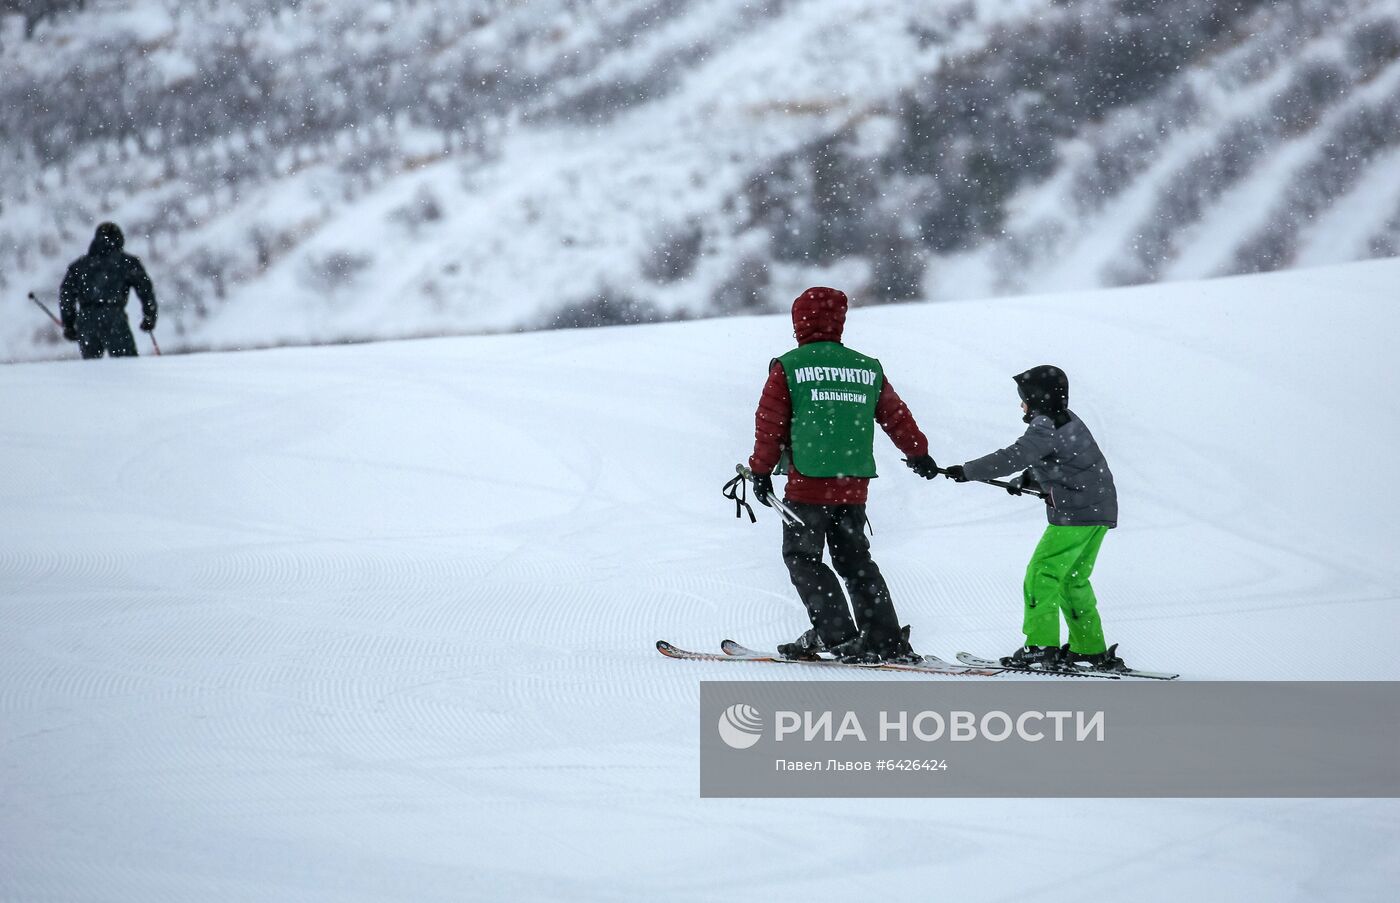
[4, 0, 1400, 362]
[2, 262, 1398, 900]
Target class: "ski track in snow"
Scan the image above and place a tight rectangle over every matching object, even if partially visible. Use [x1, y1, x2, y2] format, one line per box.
[2, 262, 1400, 900]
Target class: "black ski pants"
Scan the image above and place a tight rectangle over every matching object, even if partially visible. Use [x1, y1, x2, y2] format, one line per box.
[76, 306, 138, 359]
[781, 501, 901, 647]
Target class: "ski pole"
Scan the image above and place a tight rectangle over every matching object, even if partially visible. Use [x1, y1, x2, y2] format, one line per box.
[734, 464, 806, 527]
[27, 291, 62, 327]
[932, 465, 1046, 499]
[148, 332, 161, 356]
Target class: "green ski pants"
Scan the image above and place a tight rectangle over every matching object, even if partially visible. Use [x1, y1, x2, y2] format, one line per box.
[1022, 524, 1109, 654]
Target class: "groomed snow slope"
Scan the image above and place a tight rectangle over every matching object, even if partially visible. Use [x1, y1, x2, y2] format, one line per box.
[2, 260, 1399, 900]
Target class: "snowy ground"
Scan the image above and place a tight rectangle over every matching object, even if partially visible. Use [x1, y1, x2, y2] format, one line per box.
[3, 261, 1399, 900]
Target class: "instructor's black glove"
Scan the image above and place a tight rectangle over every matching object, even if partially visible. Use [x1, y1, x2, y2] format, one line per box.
[905, 454, 940, 480]
[139, 315, 156, 333]
[944, 465, 969, 483]
[751, 472, 775, 507]
[62, 325, 78, 342]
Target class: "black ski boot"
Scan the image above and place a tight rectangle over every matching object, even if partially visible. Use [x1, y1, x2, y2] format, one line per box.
[883, 625, 924, 665]
[832, 625, 923, 665]
[776, 627, 829, 661]
[1060, 643, 1128, 672]
[1000, 645, 1064, 670]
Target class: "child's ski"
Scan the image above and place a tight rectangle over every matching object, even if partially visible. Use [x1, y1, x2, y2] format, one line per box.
[955, 652, 1178, 680]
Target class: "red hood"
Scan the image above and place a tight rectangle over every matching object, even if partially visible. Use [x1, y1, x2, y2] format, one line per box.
[791, 286, 847, 345]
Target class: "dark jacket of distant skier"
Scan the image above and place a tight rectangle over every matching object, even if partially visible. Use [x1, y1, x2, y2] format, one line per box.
[59, 223, 158, 359]
[961, 367, 1118, 527]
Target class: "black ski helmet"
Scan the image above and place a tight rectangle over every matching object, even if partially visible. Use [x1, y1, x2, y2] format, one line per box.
[90, 222, 125, 255]
[1014, 365, 1069, 419]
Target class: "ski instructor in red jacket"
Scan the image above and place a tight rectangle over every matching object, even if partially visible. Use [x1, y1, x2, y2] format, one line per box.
[748, 287, 940, 664]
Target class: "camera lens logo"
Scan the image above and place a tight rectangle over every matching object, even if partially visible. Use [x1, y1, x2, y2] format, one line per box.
[717, 703, 764, 749]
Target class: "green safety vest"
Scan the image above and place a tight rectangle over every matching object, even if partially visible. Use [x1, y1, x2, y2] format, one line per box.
[777, 342, 884, 478]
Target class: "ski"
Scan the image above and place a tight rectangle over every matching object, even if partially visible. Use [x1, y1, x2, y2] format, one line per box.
[657, 640, 1177, 679]
[955, 652, 1178, 680]
[722, 640, 1002, 676]
[952, 651, 1119, 679]
[654, 639, 1001, 677]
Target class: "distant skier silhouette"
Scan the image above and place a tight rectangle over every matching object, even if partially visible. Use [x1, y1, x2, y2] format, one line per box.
[59, 223, 158, 359]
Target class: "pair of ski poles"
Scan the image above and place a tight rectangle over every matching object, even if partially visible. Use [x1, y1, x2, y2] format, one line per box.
[727, 457, 1046, 525]
[730, 464, 807, 527]
[28, 291, 161, 355]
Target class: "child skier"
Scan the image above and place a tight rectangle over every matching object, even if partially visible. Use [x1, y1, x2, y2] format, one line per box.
[747, 287, 941, 664]
[944, 365, 1128, 672]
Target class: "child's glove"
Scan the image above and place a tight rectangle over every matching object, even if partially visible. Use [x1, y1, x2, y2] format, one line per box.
[904, 455, 939, 479]
[944, 465, 969, 482]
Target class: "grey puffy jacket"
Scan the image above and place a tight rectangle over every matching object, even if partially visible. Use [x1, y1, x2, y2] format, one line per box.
[961, 411, 1117, 527]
